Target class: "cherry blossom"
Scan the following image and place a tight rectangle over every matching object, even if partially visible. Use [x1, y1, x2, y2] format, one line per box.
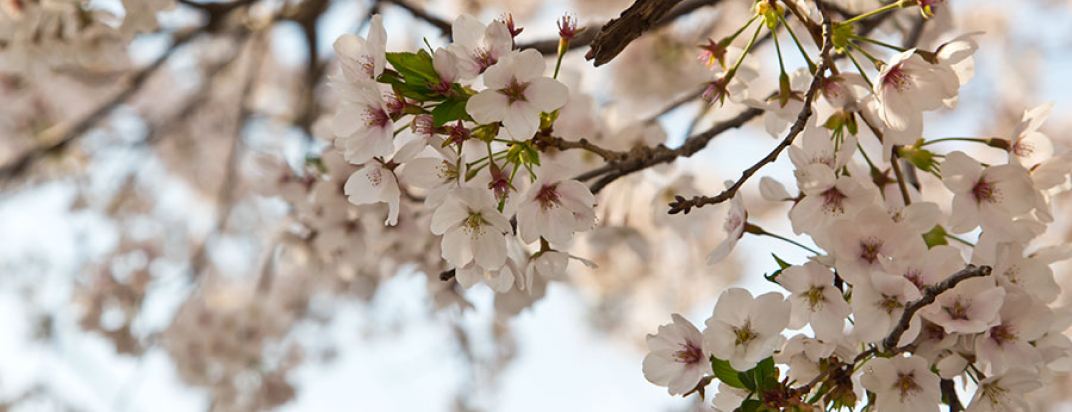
[333, 15, 386, 83]
[861, 355, 941, 412]
[343, 161, 401, 226]
[920, 276, 1005, 334]
[430, 188, 512, 271]
[642, 314, 708, 395]
[516, 163, 596, 245]
[466, 49, 569, 139]
[942, 151, 1038, 237]
[777, 262, 850, 341]
[446, 14, 513, 79]
[874, 49, 959, 132]
[703, 288, 790, 371]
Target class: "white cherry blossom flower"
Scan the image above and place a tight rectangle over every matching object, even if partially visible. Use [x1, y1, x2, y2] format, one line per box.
[920, 276, 1004, 334]
[446, 14, 513, 79]
[942, 151, 1038, 237]
[430, 188, 512, 270]
[403, 148, 462, 207]
[707, 185, 747, 265]
[880, 244, 964, 291]
[852, 272, 923, 345]
[789, 167, 876, 236]
[343, 161, 400, 226]
[965, 369, 1042, 412]
[516, 163, 595, 245]
[455, 255, 518, 293]
[642, 314, 709, 395]
[466, 49, 569, 139]
[331, 81, 394, 165]
[777, 262, 850, 341]
[712, 382, 750, 412]
[999, 102, 1055, 167]
[775, 335, 836, 384]
[975, 288, 1050, 374]
[874, 49, 959, 131]
[333, 15, 386, 83]
[703, 288, 790, 371]
[828, 206, 927, 285]
[860, 355, 941, 412]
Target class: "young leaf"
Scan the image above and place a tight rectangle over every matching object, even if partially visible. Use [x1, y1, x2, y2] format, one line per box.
[431, 95, 471, 127]
[711, 357, 747, 390]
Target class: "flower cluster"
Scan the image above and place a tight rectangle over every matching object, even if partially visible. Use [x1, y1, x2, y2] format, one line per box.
[642, 1, 1072, 411]
[328, 13, 596, 293]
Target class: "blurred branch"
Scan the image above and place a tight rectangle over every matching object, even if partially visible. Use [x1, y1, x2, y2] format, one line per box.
[0, 29, 199, 186]
[0, 1, 259, 187]
[378, 0, 453, 34]
[189, 33, 266, 281]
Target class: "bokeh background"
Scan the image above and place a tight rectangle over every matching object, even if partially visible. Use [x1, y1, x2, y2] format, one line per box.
[2, 0, 1072, 411]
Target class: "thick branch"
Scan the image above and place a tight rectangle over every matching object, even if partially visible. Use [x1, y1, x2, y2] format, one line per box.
[667, 15, 835, 214]
[584, 0, 687, 66]
[884, 264, 992, 351]
[519, 0, 722, 56]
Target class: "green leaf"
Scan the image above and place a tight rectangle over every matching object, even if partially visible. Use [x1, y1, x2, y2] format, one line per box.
[764, 254, 791, 283]
[386, 50, 438, 83]
[710, 357, 747, 390]
[772, 254, 791, 270]
[738, 357, 777, 392]
[923, 225, 949, 248]
[735, 399, 763, 412]
[431, 95, 471, 127]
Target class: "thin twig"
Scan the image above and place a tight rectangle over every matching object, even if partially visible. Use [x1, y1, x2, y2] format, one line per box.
[534, 131, 627, 162]
[666, 13, 835, 214]
[379, 0, 452, 34]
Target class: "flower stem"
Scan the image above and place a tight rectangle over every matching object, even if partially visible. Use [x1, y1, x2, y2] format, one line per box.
[841, 1, 906, 26]
[920, 137, 990, 146]
[850, 34, 907, 52]
[751, 225, 820, 255]
[778, 14, 816, 72]
[846, 48, 874, 88]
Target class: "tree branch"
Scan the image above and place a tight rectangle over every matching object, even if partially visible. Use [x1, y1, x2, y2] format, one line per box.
[585, 0, 687, 66]
[379, 0, 452, 35]
[666, 13, 835, 214]
[884, 264, 992, 351]
[0, 29, 201, 185]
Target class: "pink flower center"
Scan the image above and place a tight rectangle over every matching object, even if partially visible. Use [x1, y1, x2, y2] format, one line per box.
[944, 299, 971, 320]
[366, 167, 383, 187]
[821, 187, 848, 215]
[895, 372, 921, 400]
[723, 214, 743, 233]
[360, 55, 376, 78]
[989, 324, 1017, 345]
[499, 78, 529, 104]
[672, 342, 703, 364]
[536, 183, 561, 209]
[903, 269, 925, 290]
[1012, 140, 1035, 157]
[882, 64, 911, 92]
[474, 48, 498, 74]
[879, 294, 903, 314]
[858, 237, 883, 264]
[364, 106, 390, 129]
[971, 177, 998, 204]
